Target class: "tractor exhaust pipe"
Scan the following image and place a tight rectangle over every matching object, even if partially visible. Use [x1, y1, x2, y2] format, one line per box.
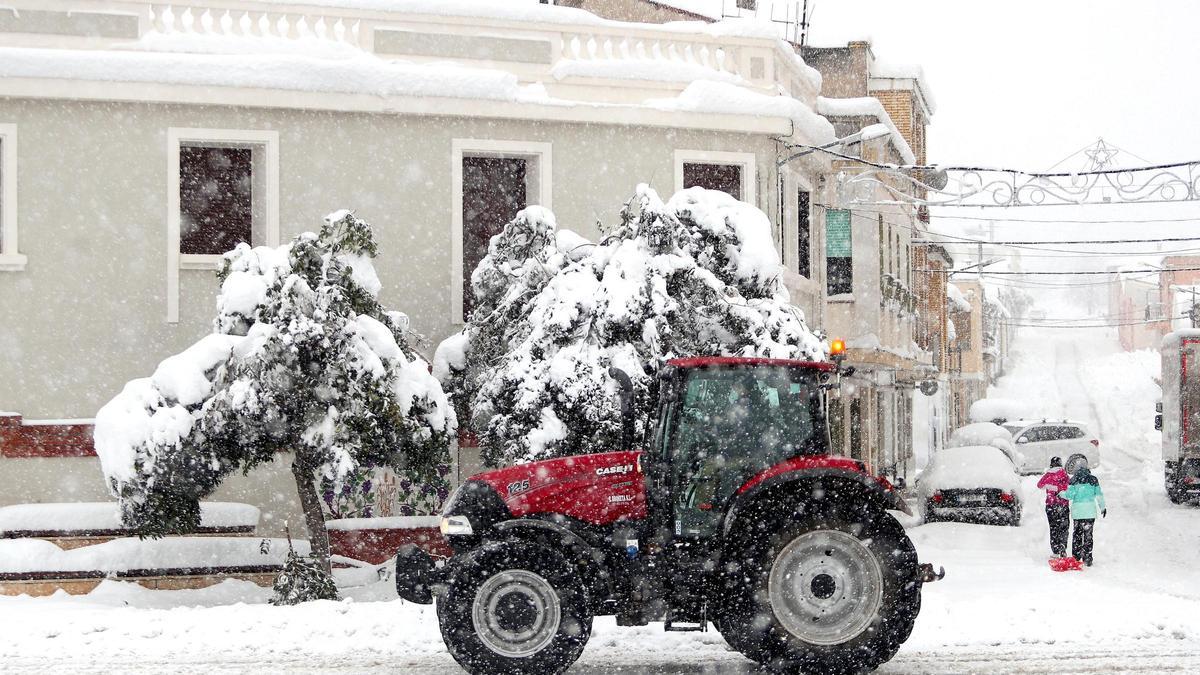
[609, 366, 635, 451]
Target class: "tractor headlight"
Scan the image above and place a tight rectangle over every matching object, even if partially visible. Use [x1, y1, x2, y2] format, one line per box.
[439, 515, 474, 536]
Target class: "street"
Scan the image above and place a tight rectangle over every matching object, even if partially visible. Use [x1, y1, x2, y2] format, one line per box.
[3, 326, 1198, 674]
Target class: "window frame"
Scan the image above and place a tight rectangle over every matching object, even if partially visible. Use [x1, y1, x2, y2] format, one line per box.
[166, 127, 279, 323]
[0, 123, 24, 272]
[673, 149, 757, 204]
[451, 138, 552, 324]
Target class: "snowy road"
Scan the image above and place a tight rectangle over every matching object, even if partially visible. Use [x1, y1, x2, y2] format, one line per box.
[3, 327, 1199, 673]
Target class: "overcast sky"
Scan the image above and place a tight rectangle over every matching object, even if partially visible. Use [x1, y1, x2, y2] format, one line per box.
[784, 0, 1200, 278]
[800, 0, 1200, 170]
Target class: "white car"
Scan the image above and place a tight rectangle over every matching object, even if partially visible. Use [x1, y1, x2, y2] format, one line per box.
[949, 422, 1024, 467]
[918, 445, 1022, 526]
[1002, 419, 1100, 475]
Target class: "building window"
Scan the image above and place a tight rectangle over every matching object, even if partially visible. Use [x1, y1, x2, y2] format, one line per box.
[797, 190, 811, 278]
[179, 146, 253, 255]
[825, 209, 852, 295]
[167, 128, 279, 323]
[0, 124, 24, 271]
[462, 157, 527, 317]
[674, 150, 757, 204]
[452, 139, 552, 323]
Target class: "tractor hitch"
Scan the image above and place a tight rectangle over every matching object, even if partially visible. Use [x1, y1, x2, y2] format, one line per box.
[918, 563, 946, 583]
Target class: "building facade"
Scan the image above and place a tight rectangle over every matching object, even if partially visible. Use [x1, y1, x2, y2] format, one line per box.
[800, 40, 937, 483]
[0, 0, 841, 533]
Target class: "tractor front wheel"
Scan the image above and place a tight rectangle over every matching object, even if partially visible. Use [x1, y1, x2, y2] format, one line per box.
[436, 541, 592, 675]
[717, 502, 921, 674]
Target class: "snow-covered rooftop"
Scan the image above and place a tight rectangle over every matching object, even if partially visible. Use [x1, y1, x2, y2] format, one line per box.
[816, 96, 916, 165]
[947, 283, 973, 313]
[869, 56, 937, 114]
[0, 0, 834, 141]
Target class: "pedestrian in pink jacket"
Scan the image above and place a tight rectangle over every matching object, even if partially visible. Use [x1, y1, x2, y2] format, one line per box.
[1037, 457, 1071, 557]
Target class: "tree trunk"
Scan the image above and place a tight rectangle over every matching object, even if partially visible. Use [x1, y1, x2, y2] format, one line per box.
[291, 459, 332, 576]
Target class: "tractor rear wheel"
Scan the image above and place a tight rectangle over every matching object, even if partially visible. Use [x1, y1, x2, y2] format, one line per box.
[716, 501, 921, 674]
[436, 541, 592, 675]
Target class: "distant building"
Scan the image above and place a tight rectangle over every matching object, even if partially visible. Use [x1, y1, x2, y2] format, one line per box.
[1110, 255, 1200, 352]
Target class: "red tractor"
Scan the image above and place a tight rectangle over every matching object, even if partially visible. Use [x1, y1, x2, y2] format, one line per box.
[397, 356, 942, 674]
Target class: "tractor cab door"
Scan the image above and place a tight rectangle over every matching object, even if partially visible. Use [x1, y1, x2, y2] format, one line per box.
[665, 366, 825, 539]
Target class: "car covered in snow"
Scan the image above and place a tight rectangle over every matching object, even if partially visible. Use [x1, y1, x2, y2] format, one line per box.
[949, 422, 1023, 466]
[918, 445, 1022, 526]
[1002, 419, 1099, 475]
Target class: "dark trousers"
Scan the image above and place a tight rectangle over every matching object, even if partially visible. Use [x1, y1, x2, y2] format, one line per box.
[1046, 504, 1070, 557]
[1072, 518, 1095, 564]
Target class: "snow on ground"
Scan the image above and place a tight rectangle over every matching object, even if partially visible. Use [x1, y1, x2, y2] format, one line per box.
[2, 320, 1199, 672]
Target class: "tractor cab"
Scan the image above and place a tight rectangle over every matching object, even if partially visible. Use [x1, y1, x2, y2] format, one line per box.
[646, 358, 833, 540]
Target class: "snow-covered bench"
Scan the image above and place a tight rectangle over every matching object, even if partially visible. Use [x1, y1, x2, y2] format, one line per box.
[327, 516, 449, 565]
[0, 502, 260, 549]
[0, 536, 305, 596]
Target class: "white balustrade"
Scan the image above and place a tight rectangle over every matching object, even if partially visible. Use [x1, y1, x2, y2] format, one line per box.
[5, 0, 819, 101]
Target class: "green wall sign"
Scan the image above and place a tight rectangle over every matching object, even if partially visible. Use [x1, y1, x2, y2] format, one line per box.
[826, 209, 852, 257]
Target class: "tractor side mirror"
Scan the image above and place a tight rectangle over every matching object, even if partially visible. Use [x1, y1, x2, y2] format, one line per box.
[1155, 414, 1163, 431]
[1017, 436, 1029, 444]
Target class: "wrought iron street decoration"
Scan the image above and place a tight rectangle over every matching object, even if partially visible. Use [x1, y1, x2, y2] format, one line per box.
[838, 159, 1200, 208]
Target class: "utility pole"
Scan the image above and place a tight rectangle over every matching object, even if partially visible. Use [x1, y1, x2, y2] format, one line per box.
[799, 0, 809, 46]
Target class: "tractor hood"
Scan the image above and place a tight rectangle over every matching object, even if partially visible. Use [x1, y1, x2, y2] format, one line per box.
[463, 450, 647, 527]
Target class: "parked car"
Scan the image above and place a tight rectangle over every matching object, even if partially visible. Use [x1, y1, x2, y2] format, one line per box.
[1002, 419, 1100, 475]
[949, 422, 1024, 467]
[918, 445, 1022, 526]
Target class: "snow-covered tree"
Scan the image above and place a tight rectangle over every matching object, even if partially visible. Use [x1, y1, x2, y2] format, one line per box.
[436, 186, 824, 467]
[94, 211, 454, 593]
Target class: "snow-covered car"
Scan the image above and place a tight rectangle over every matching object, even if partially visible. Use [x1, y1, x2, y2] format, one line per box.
[949, 422, 1024, 467]
[1002, 419, 1100, 475]
[968, 397, 1026, 425]
[919, 445, 1022, 526]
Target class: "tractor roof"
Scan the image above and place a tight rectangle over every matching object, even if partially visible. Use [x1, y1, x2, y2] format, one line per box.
[667, 356, 834, 372]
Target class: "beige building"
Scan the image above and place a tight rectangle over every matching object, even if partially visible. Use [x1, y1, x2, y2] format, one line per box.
[946, 281, 985, 428]
[0, 0, 842, 533]
[799, 40, 937, 483]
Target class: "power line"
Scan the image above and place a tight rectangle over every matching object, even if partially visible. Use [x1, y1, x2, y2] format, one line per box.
[980, 276, 1154, 288]
[923, 236, 1200, 246]
[926, 212, 1200, 225]
[924, 267, 1200, 276]
[933, 247, 1200, 258]
[825, 202, 1200, 225]
[815, 203, 1200, 248]
[1002, 315, 1187, 328]
[790, 143, 1200, 178]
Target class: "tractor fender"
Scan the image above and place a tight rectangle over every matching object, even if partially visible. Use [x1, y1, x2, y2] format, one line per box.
[493, 517, 596, 554]
[492, 518, 612, 607]
[723, 467, 910, 538]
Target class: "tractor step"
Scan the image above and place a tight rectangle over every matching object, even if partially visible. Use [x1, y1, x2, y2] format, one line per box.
[664, 620, 707, 632]
[664, 607, 707, 632]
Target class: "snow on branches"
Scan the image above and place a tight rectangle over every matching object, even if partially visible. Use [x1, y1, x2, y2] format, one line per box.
[94, 212, 454, 576]
[437, 186, 825, 466]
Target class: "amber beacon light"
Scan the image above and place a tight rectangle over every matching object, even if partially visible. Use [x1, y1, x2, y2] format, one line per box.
[830, 339, 846, 357]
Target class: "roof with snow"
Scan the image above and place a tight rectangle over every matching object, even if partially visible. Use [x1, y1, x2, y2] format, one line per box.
[815, 96, 916, 165]
[947, 283, 973, 313]
[869, 57, 937, 115]
[0, 0, 833, 142]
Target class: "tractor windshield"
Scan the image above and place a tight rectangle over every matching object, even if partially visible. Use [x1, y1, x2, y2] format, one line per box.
[668, 366, 827, 512]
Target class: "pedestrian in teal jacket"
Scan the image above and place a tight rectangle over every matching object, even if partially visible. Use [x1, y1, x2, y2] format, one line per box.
[1060, 467, 1106, 566]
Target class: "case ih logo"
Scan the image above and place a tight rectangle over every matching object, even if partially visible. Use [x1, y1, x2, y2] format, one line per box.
[596, 464, 634, 477]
